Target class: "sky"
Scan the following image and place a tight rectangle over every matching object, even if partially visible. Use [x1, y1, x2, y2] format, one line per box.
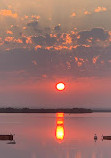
[0, 0, 111, 108]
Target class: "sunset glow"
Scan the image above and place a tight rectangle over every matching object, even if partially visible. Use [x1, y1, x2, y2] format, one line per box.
[56, 83, 65, 91]
[0, 0, 110, 109]
[0, 0, 111, 157]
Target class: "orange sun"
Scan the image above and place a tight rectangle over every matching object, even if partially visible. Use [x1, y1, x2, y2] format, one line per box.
[56, 82, 65, 91]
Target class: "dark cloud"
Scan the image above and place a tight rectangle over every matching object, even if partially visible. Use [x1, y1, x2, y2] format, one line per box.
[21, 37, 27, 44]
[32, 35, 46, 45]
[54, 24, 61, 31]
[0, 27, 111, 79]
[78, 28, 109, 44]
[0, 44, 111, 79]
[45, 34, 57, 45]
[31, 34, 57, 46]
[27, 20, 38, 27]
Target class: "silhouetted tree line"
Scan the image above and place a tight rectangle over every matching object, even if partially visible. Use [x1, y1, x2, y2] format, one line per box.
[0, 107, 92, 113]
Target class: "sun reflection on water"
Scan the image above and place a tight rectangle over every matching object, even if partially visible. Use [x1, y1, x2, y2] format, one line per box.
[55, 113, 65, 142]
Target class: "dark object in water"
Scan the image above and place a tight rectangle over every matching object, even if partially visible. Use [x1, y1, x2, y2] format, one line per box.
[94, 134, 97, 141]
[102, 136, 111, 140]
[7, 140, 16, 144]
[0, 134, 13, 141]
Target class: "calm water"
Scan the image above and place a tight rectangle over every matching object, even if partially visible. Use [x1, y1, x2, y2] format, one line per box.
[0, 113, 111, 158]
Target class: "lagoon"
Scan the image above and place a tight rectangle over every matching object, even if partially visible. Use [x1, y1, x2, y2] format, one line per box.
[0, 113, 111, 158]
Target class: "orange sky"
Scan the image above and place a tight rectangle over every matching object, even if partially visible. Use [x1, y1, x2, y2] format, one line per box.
[0, 76, 110, 108]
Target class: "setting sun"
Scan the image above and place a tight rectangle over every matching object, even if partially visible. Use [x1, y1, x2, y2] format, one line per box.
[56, 82, 65, 91]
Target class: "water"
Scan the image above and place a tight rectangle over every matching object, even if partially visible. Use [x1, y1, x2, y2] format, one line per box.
[0, 113, 111, 158]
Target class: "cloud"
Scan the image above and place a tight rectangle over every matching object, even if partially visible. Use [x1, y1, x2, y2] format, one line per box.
[5, 37, 14, 43]
[32, 36, 46, 45]
[94, 6, 107, 13]
[83, 7, 107, 16]
[92, 56, 99, 64]
[2, 27, 110, 57]
[4, 36, 24, 45]
[0, 38, 4, 46]
[0, 43, 110, 79]
[31, 15, 40, 20]
[35, 45, 42, 50]
[1, 27, 110, 54]
[24, 15, 29, 19]
[31, 34, 57, 46]
[54, 24, 61, 31]
[6, 30, 13, 35]
[78, 28, 109, 44]
[32, 60, 37, 65]
[0, 10, 18, 18]
[71, 12, 76, 17]
[14, 39, 23, 44]
[63, 34, 72, 44]
[27, 20, 38, 27]
[84, 11, 91, 15]
[45, 34, 57, 45]
[23, 27, 27, 30]
[0, 26, 111, 79]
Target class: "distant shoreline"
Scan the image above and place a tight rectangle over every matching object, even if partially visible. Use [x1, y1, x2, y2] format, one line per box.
[93, 109, 111, 113]
[0, 108, 92, 113]
[0, 108, 111, 113]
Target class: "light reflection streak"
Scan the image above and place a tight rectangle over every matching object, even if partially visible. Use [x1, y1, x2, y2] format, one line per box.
[55, 113, 65, 142]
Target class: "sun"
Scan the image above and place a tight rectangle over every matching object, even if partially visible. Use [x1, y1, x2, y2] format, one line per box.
[56, 82, 65, 91]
